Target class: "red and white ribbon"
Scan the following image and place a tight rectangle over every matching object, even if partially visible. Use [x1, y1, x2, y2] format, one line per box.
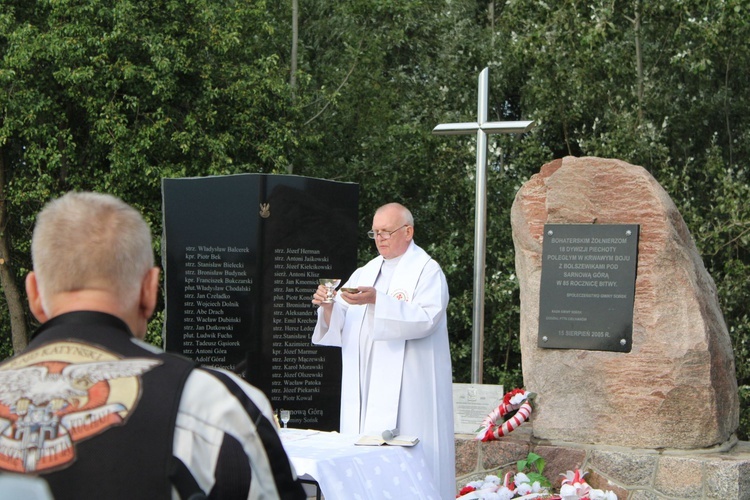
[476, 389, 533, 441]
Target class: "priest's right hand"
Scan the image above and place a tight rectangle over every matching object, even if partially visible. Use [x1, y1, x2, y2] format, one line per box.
[312, 284, 334, 307]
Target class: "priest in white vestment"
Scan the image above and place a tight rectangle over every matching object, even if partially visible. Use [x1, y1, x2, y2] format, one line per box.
[312, 203, 456, 499]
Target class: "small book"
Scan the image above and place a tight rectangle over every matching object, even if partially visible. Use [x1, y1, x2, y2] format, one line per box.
[355, 434, 419, 447]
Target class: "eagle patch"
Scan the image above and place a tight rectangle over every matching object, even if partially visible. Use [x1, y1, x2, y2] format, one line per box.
[0, 341, 161, 473]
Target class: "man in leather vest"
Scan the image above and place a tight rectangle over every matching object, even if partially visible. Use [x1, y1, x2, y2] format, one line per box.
[0, 192, 306, 499]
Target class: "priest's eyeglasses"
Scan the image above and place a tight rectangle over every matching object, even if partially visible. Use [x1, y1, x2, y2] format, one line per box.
[367, 224, 408, 240]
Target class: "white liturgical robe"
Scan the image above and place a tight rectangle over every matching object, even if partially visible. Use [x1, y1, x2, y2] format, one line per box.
[312, 242, 456, 499]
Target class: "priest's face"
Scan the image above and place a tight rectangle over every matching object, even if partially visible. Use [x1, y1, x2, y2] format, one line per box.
[372, 206, 413, 260]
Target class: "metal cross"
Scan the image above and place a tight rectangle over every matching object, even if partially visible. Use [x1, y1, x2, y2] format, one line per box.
[433, 67, 535, 384]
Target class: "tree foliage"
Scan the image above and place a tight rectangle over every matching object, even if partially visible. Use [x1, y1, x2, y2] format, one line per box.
[1, 0, 749, 436]
[0, 0, 304, 349]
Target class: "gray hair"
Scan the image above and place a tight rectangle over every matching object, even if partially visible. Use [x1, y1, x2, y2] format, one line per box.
[32, 192, 154, 312]
[376, 202, 414, 226]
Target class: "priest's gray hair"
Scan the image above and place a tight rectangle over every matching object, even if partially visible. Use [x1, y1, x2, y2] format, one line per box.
[32, 192, 154, 312]
[376, 202, 414, 226]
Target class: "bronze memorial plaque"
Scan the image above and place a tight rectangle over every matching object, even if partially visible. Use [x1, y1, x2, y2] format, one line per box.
[538, 224, 639, 352]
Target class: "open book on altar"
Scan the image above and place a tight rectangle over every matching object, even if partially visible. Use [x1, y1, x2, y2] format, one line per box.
[355, 433, 419, 447]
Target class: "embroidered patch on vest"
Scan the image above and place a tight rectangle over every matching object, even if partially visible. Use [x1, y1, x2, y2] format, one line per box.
[0, 341, 161, 473]
[390, 289, 410, 301]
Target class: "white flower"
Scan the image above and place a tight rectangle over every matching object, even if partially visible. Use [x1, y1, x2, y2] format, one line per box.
[514, 472, 530, 484]
[560, 483, 591, 500]
[494, 486, 515, 500]
[516, 478, 546, 496]
[515, 483, 533, 496]
[483, 475, 501, 485]
[509, 391, 529, 405]
[589, 489, 618, 500]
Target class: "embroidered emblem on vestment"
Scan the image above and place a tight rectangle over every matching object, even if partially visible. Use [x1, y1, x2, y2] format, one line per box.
[390, 289, 410, 301]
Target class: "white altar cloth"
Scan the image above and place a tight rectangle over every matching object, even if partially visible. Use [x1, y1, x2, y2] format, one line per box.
[281, 429, 441, 500]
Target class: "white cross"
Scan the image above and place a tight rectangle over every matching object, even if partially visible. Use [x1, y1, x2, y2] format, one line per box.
[433, 67, 535, 384]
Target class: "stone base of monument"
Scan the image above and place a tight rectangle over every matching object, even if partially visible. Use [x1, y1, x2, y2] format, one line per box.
[454, 425, 750, 498]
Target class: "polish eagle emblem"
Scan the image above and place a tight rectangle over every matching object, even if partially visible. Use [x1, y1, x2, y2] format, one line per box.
[0, 342, 161, 473]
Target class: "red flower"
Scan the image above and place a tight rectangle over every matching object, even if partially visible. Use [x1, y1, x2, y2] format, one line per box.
[457, 485, 476, 496]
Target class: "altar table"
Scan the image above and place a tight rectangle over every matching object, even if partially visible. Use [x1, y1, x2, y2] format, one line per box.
[280, 429, 441, 500]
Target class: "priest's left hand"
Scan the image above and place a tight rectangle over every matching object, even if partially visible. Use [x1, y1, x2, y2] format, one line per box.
[341, 286, 376, 305]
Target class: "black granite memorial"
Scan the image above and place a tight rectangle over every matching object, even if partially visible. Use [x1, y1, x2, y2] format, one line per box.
[162, 173, 358, 431]
[538, 223, 639, 352]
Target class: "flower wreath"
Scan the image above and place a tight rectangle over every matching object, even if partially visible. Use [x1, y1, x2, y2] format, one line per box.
[456, 469, 619, 499]
[475, 388, 534, 441]
[456, 470, 547, 499]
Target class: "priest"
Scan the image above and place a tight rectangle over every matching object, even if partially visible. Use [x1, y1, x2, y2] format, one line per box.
[311, 202, 456, 499]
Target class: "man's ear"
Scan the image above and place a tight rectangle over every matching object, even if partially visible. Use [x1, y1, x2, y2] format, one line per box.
[25, 272, 49, 323]
[139, 267, 161, 320]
